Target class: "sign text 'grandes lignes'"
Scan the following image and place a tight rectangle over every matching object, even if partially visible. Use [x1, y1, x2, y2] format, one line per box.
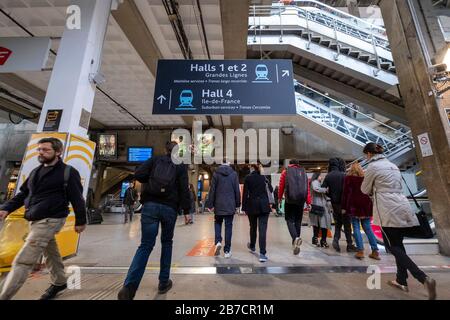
[153, 60, 296, 115]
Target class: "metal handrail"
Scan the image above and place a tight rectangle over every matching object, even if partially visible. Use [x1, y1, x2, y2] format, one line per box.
[250, 4, 390, 51]
[294, 81, 409, 139]
[286, 0, 386, 34]
[348, 135, 414, 168]
[297, 96, 395, 150]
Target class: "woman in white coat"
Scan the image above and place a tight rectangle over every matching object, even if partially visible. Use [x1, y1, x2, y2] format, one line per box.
[361, 143, 437, 300]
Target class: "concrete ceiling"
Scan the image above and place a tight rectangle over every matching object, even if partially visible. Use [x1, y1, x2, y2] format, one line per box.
[0, 0, 234, 129]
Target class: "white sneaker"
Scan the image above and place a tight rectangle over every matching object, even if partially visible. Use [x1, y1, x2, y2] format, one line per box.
[214, 242, 222, 256]
[224, 251, 232, 259]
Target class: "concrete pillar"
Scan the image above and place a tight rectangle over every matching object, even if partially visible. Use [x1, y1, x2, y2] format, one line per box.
[37, 0, 114, 138]
[380, 0, 450, 256]
[347, 0, 361, 18]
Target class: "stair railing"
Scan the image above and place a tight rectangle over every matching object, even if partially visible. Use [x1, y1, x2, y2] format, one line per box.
[249, 3, 391, 52]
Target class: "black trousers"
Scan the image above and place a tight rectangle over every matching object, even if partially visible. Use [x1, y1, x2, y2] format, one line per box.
[313, 226, 328, 243]
[332, 204, 353, 245]
[382, 227, 427, 286]
[284, 202, 305, 243]
[248, 213, 269, 255]
[124, 205, 134, 222]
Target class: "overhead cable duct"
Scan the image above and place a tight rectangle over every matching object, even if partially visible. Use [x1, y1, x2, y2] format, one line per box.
[162, 0, 193, 59]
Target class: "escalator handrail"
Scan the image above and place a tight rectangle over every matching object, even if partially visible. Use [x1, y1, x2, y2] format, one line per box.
[295, 81, 408, 137]
[347, 134, 414, 169]
[296, 95, 395, 147]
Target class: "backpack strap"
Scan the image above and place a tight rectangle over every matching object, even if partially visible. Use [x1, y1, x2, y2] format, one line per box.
[63, 165, 72, 202]
[26, 167, 40, 202]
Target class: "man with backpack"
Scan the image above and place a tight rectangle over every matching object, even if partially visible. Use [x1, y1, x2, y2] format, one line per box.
[123, 181, 138, 223]
[118, 141, 190, 299]
[0, 138, 87, 300]
[278, 160, 311, 255]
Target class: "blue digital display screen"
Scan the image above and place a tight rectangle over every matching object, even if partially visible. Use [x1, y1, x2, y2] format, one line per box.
[120, 182, 130, 198]
[128, 147, 153, 163]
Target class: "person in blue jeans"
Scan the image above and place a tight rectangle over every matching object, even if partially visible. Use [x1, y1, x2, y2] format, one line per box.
[206, 162, 241, 258]
[341, 162, 380, 260]
[118, 142, 190, 300]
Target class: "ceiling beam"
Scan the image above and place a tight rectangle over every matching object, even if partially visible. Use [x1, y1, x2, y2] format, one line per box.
[293, 65, 408, 124]
[111, 0, 162, 77]
[221, 0, 249, 129]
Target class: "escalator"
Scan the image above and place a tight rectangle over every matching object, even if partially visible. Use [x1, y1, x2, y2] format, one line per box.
[294, 81, 411, 155]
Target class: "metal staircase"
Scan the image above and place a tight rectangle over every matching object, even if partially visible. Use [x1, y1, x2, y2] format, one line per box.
[248, 0, 405, 122]
[250, 1, 395, 75]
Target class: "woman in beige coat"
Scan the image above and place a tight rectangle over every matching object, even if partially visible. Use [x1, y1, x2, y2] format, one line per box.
[361, 143, 436, 300]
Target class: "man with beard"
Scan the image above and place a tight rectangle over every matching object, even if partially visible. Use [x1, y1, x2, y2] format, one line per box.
[0, 138, 87, 300]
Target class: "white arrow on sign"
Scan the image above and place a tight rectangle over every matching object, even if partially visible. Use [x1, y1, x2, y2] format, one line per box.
[157, 95, 167, 104]
[282, 70, 290, 77]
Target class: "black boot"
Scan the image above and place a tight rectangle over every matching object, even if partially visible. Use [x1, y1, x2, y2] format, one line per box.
[312, 237, 318, 246]
[158, 279, 173, 294]
[118, 285, 136, 300]
[332, 239, 340, 252]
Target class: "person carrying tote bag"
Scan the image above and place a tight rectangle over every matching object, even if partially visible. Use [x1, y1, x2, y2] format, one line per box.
[361, 142, 437, 300]
[309, 171, 332, 248]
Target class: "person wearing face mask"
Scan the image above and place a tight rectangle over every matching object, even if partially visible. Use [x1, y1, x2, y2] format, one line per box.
[361, 142, 437, 300]
[0, 138, 87, 300]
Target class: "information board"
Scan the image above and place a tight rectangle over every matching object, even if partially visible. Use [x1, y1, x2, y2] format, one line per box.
[153, 60, 296, 115]
[128, 147, 153, 163]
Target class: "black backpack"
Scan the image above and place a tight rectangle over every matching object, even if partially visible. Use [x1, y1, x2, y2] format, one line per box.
[147, 156, 177, 197]
[285, 166, 308, 204]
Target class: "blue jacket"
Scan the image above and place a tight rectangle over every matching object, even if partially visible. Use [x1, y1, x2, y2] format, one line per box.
[206, 165, 240, 215]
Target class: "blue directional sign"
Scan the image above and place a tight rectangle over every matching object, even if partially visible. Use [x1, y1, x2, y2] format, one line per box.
[153, 60, 296, 115]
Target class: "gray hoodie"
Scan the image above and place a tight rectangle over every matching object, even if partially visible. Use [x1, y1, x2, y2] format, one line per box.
[206, 165, 241, 215]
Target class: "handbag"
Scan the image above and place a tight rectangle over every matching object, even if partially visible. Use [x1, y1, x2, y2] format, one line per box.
[402, 177, 433, 239]
[265, 179, 275, 205]
[310, 204, 325, 217]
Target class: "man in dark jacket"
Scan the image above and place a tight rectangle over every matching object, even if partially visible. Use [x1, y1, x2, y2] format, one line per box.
[321, 158, 357, 252]
[123, 181, 138, 223]
[118, 141, 190, 299]
[0, 138, 87, 300]
[206, 163, 240, 258]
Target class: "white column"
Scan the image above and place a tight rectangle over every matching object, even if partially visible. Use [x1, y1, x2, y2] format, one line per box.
[37, 0, 113, 137]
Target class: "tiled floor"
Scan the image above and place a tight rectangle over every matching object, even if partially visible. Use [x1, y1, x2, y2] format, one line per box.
[3, 213, 450, 300]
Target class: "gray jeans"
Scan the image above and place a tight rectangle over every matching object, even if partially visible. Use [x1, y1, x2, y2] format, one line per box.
[0, 217, 67, 300]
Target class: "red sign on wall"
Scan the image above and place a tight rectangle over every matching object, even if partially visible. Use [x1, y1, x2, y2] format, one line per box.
[0, 47, 12, 65]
